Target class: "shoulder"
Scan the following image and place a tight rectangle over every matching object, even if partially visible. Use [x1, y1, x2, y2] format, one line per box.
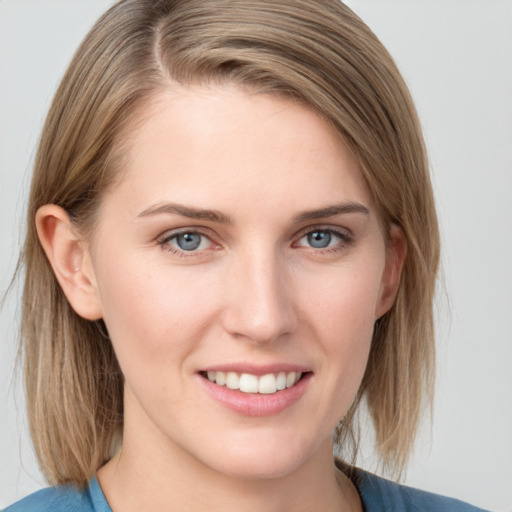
[3, 485, 91, 512]
[3, 477, 109, 512]
[354, 469, 491, 512]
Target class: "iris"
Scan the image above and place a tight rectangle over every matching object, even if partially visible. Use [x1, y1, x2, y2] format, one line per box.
[307, 231, 332, 249]
[175, 232, 202, 251]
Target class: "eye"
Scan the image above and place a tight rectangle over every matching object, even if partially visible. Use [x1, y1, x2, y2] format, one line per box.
[173, 232, 205, 251]
[305, 230, 334, 249]
[296, 228, 351, 250]
[159, 230, 213, 253]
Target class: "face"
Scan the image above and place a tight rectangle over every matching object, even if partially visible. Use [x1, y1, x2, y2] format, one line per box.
[83, 85, 401, 480]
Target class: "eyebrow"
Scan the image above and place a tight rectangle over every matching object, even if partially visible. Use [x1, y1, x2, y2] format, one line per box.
[137, 202, 232, 223]
[294, 202, 370, 222]
[137, 201, 369, 224]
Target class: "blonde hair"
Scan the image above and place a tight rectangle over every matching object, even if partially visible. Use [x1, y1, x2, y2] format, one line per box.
[21, 0, 439, 486]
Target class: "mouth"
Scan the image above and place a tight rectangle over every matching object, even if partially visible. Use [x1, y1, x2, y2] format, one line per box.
[198, 368, 312, 416]
[199, 370, 308, 395]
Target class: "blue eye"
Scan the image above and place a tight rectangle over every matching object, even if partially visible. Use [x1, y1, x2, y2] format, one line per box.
[307, 231, 332, 248]
[161, 231, 212, 252]
[297, 229, 349, 250]
[174, 232, 203, 251]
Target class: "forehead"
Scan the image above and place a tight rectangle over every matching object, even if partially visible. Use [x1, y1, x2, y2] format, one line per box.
[102, 85, 373, 221]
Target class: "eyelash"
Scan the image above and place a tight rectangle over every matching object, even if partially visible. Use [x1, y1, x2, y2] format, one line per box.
[295, 227, 353, 254]
[156, 226, 353, 257]
[156, 229, 216, 258]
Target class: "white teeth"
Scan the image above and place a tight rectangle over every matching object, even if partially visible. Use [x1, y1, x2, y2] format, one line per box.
[258, 373, 276, 394]
[216, 371, 226, 386]
[239, 373, 259, 393]
[206, 371, 303, 394]
[276, 372, 287, 390]
[226, 372, 239, 390]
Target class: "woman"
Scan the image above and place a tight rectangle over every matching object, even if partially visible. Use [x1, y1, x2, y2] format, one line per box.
[5, 0, 489, 510]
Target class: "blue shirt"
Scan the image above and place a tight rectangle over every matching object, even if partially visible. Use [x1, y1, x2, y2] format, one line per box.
[3, 469, 490, 511]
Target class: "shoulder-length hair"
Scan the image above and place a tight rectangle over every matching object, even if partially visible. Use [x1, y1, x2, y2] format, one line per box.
[21, 0, 439, 486]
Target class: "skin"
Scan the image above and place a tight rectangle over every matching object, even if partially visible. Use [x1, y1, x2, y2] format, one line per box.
[37, 85, 405, 512]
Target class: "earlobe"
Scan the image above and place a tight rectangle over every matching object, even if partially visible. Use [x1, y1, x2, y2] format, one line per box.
[35, 205, 103, 320]
[375, 224, 406, 319]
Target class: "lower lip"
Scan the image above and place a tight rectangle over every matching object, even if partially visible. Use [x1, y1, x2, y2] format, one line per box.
[198, 373, 312, 417]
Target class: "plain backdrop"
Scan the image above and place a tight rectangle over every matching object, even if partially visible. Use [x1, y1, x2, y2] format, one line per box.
[1, 1, 511, 510]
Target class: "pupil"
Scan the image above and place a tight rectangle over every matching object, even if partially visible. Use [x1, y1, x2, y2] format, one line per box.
[177, 233, 201, 251]
[308, 231, 331, 248]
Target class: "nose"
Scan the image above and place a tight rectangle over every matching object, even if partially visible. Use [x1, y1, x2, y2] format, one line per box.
[221, 248, 297, 345]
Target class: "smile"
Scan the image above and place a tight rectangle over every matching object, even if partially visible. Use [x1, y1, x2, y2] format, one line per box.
[198, 369, 312, 416]
[205, 371, 302, 395]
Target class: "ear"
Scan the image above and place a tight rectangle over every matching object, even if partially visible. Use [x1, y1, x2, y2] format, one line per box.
[375, 224, 406, 319]
[35, 204, 103, 320]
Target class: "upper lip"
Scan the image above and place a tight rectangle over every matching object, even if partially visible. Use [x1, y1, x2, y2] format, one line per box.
[200, 363, 312, 376]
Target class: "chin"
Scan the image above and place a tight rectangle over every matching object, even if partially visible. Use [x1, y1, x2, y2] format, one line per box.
[195, 432, 323, 482]
[212, 454, 305, 481]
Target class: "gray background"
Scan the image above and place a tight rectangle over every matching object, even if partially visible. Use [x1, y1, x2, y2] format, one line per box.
[1, 0, 511, 510]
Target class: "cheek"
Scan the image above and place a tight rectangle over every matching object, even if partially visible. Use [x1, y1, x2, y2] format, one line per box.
[94, 254, 219, 368]
[305, 260, 383, 335]
[302, 260, 382, 385]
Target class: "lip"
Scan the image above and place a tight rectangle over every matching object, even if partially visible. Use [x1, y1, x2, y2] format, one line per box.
[197, 370, 312, 417]
[201, 362, 311, 376]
